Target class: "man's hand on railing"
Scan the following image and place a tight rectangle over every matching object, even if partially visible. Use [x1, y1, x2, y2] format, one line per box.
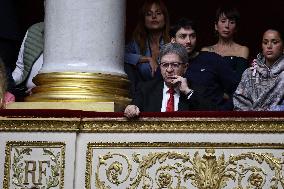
[124, 105, 140, 118]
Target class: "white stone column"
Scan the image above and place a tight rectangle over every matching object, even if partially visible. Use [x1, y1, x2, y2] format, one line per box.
[26, 0, 130, 108]
[42, 0, 126, 75]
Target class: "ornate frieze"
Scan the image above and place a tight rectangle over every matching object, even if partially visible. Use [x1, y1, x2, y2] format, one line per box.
[80, 119, 284, 133]
[86, 142, 284, 189]
[1, 116, 284, 133]
[0, 120, 79, 132]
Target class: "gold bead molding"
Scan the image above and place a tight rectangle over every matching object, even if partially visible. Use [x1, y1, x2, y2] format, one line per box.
[1, 117, 284, 133]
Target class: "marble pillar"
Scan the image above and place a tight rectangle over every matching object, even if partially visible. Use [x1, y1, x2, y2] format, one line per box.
[26, 0, 130, 107]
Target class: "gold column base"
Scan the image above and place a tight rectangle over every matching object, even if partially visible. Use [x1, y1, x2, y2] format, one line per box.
[25, 72, 131, 110]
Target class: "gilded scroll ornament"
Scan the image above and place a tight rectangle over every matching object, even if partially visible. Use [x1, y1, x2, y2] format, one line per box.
[96, 153, 132, 188]
[91, 147, 284, 189]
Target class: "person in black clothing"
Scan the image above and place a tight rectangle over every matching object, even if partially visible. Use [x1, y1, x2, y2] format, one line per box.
[170, 18, 239, 110]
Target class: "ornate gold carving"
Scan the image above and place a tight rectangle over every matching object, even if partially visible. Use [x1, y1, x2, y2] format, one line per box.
[43, 148, 61, 188]
[0, 120, 79, 132]
[81, 120, 284, 133]
[3, 141, 65, 189]
[86, 142, 284, 189]
[0, 116, 284, 133]
[92, 153, 133, 189]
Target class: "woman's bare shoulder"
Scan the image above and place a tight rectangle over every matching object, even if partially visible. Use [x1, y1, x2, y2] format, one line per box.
[235, 44, 249, 59]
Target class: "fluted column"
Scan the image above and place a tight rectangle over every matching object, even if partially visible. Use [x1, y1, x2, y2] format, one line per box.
[26, 0, 130, 107]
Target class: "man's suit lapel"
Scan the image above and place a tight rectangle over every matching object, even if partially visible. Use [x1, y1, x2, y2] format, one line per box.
[150, 81, 164, 111]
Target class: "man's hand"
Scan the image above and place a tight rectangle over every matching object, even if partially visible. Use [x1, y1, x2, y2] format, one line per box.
[171, 76, 191, 95]
[124, 105, 140, 118]
[0, 92, 15, 109]
[4, 92, 15, 104]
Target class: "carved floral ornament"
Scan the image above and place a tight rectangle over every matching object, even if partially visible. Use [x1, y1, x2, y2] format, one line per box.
[3, 141, 65, 189]
[86, 143, 284, 189]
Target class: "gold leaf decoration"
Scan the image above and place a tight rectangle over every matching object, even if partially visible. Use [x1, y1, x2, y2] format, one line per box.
[93, 149, 284, 189]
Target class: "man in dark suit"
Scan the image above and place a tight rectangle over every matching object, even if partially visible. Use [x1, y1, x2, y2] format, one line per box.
[124, 43, 214, 118]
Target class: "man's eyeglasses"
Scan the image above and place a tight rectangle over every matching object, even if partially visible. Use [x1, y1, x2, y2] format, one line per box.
[160, 62, 183, 69]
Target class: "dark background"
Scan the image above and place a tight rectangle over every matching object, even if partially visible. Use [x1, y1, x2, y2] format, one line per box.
[3, 0, 284, 65]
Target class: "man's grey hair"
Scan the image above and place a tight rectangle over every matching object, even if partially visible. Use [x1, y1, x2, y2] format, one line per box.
[158, 43, 188, 64]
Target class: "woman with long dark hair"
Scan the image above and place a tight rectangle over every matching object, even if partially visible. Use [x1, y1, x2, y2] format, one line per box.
[125, 0, 170, 83]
